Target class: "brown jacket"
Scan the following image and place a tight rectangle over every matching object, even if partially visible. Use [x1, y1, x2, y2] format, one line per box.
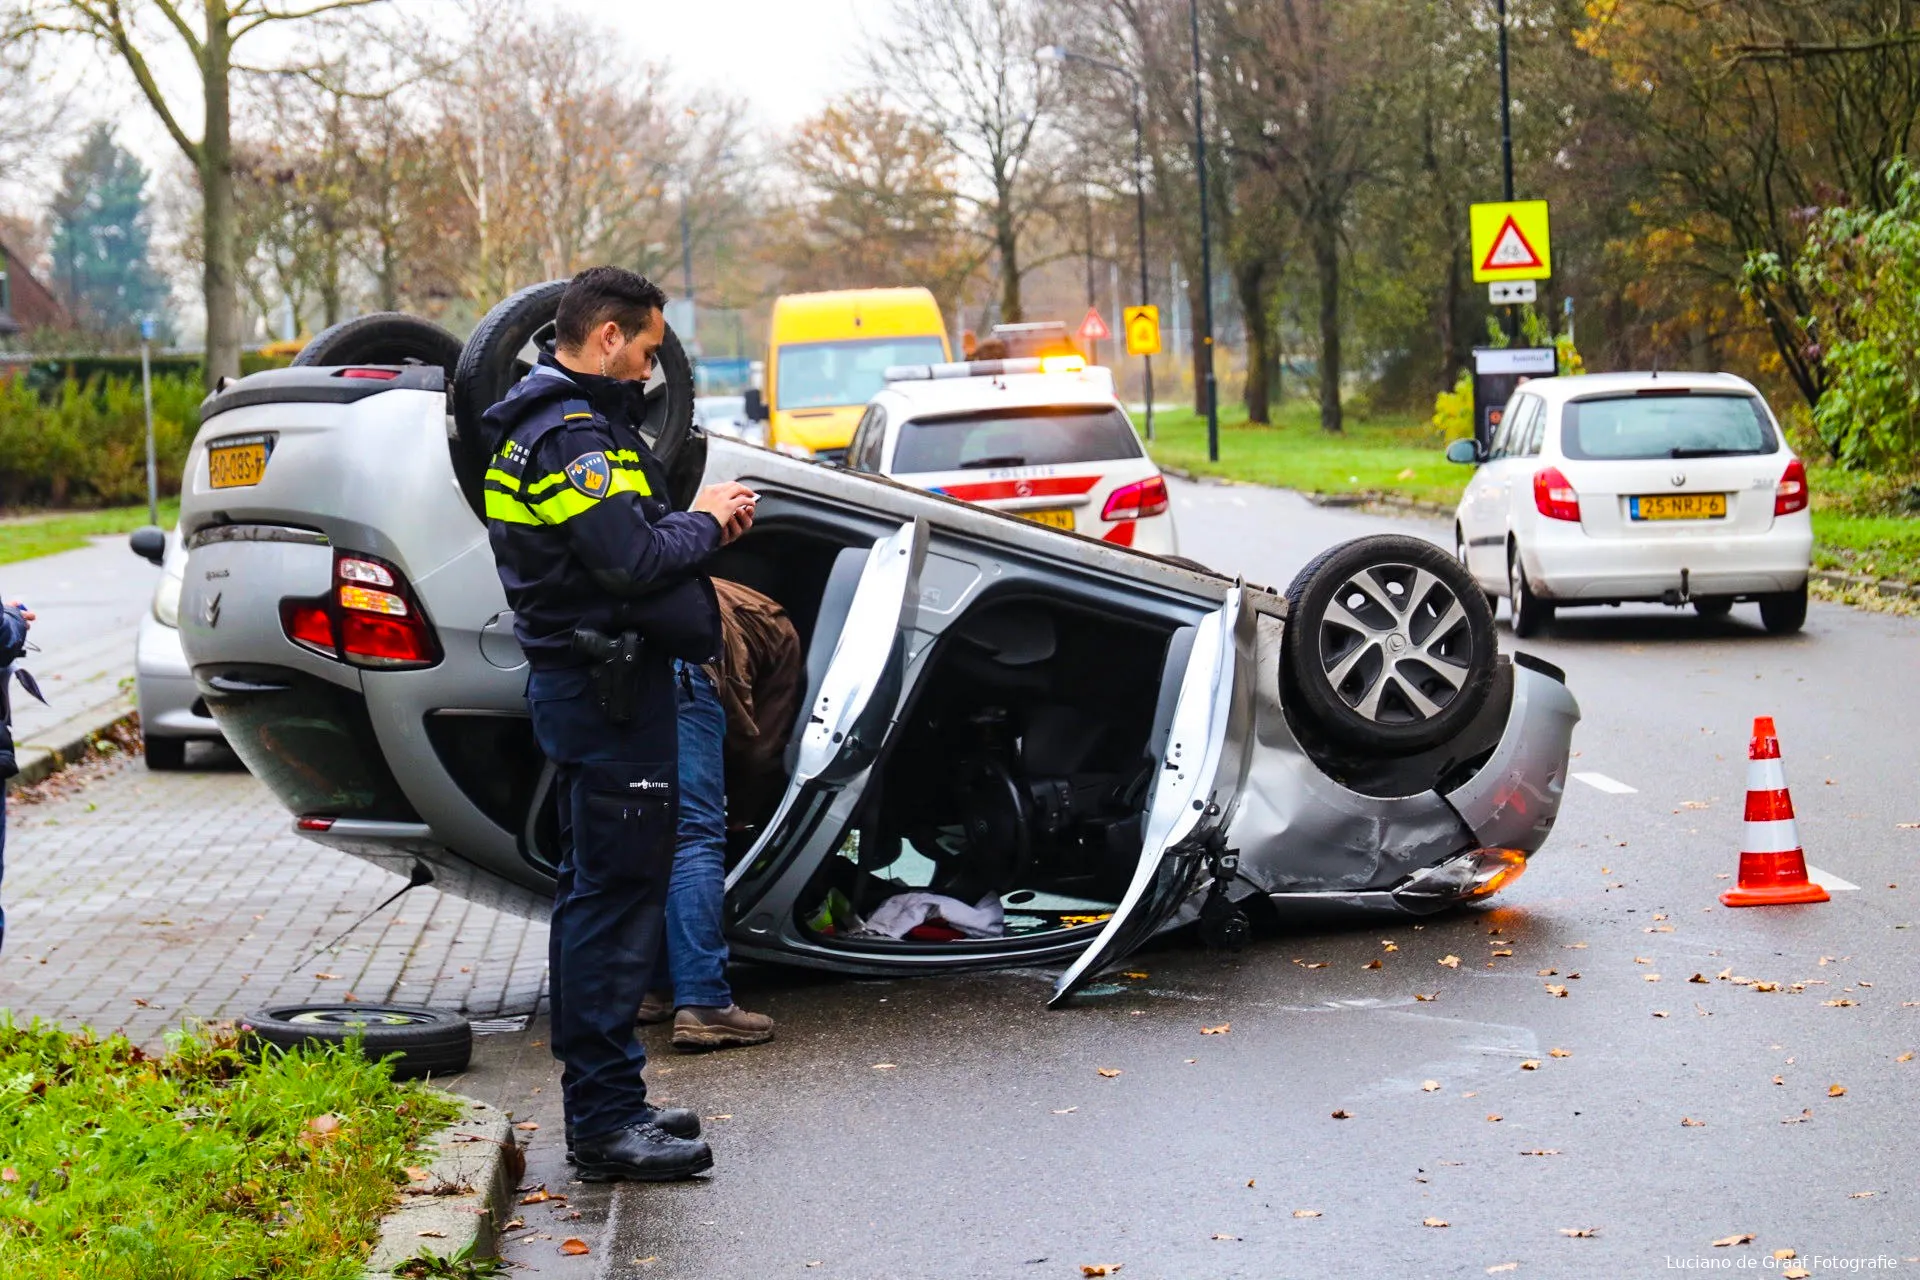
[707, 579, 803, 828]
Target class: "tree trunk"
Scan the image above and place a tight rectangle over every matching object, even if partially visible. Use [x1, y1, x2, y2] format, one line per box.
[1236, 258, 1271, 424]
[1312, 204, 1342, 434]
[201, 25, 239, 388]
[995, 197, 1022, 324]
[1440, 240, 1463, 386]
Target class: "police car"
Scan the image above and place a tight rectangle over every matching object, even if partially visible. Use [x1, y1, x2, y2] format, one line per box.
[159, 281, 1579, 1006]
[844, 356, 1177, 555]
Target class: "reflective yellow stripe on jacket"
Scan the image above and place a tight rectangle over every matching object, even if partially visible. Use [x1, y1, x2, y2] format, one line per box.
[484, 455, 652, 527]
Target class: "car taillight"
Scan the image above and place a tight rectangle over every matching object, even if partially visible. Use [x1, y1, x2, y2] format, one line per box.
[1102, 475, 1170, 521]
[1533, 467, 1580, 522]
[280, 550, 440, 668]
[1775, 458, 1809, 516]
[297, 816, 336, 831]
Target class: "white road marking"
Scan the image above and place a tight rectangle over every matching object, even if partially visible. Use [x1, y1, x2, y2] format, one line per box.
[1572, 771, 1638, 794]
[1805, 866, 1861, 892]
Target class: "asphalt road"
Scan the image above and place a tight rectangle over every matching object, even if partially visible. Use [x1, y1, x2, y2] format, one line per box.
[493, 478, 1919, 1278]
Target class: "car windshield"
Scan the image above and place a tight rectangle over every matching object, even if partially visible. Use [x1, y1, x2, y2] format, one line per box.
[776, 337, 948, 410]
[1562, 393, 1778, 460]
[892, 405, 1143, 474]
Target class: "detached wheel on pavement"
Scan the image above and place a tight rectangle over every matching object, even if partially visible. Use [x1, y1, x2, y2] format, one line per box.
[1508, 551, 1554, 638]
[242, 1004, 471, 1080]
[1282, 534, 1497, 756]
[1759, 583, 1808, 635]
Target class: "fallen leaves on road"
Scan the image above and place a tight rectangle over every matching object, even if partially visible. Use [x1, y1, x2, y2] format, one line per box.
[1414, 993, 1437, 1002]
[1052, 1107, 1078, 1114]
[1519, 1149, 1560, 1156]
[560, 1239, 590, 1256]
[1363, 959, 1383, 970]
[1439, 955, 1461, 968]
[1079, 1265, 1122, 1276]
[1775, 1251, 1797, 1261]
[1773, 1075, 1785, 1085]
[1210, 1233, 1240, 1240]
[1423, 1217, 1450, 1228]
[1645, 974, 1662, 982]
[1564, 942, 1588, 949]
[1293, 1208, 1320, 1218]
[1520, 1060, 1540, 1071]
[1782, 1109, 1813, 1124]
[1712, 1234, 1755, 1248]
[1382, 940, 1399, 952]
[520, 1188, 551, 1204]
[1829, 1083, 1848, 1097]
[1330, 1109, 1352, 1119]
[1652, 1011, 1671, 1018]
[1898, 1052, 1914, 1063]
[1559, 1227, 1597, 1238]
[1682, 1117, 1706, 1127]
[1785, 1269, 1812, 1279]
[314, 973, 339, 981]
[1097, 1068, 1122, 1078]
[1690, 973, 1709, 984]
[1201, 1023, 1231, 1035]
[404, 1166, 430, 1181]
[417, 1229, 446, 1238]
[1486, 1113, 1503, 1122]
[1849, 1191, 1876, 1198]
[1123, 971, 1149, 979]
[873, 1063, 897, 1071]
[1421, 1079, 1441, 1092]
[1488, 1265, 1519, 1274]
[1491, 949, 1514, 957]
[1550, 1047, 1572, 1058]
[513, 1121, 539, 1131]
[706, 1114, 733, 1121]
[1824, 999, 1858, 1007]
[1545, 984, 1569, 998]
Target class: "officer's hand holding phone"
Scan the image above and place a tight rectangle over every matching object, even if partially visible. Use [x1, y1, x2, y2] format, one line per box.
[693, 483, 758, 546]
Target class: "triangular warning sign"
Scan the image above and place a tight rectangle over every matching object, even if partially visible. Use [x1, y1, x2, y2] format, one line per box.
[1481, 216, 1543, 272]
[1077, 307, 1112, 342]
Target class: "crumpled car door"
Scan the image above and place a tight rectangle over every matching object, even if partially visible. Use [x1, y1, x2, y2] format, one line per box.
[724, 519, 928, 929]
[1050, 585, 1246, 1006]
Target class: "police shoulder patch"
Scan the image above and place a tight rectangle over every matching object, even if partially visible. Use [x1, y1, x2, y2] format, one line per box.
[565, 451, 613, 497]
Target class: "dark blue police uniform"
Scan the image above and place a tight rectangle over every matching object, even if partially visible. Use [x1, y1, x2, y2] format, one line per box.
[483, 353, 721, 1145]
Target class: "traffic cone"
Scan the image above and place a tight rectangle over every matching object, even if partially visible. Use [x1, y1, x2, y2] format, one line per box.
[1721, 716, 1829, 908]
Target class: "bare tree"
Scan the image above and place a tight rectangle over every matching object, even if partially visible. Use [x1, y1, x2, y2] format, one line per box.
[870, 0, 1065, 322]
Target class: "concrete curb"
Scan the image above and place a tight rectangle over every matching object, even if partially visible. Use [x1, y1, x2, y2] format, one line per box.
[9, 704, 138, 790]
[362, 1092, 518, 1278]
[1810, 567, 1920, 602]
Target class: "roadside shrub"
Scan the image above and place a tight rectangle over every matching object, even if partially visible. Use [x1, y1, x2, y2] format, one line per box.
[0, 373, 202, 508]
[1431, 369, 1474, 441]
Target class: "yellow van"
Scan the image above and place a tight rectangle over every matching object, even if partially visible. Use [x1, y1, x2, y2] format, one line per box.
[747, 288, 950, 460]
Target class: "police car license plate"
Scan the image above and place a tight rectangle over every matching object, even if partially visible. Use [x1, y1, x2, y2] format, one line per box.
[1631, 493, 1726, 521]
[1020, 508, 1075, 532]
[208, 438, 270, 489]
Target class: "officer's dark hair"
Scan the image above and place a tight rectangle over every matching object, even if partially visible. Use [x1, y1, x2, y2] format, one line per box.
[555, 267, 670, 350]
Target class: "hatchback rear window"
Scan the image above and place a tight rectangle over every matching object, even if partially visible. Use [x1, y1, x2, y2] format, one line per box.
[1562, 393, 1778, 460]
[891, 405, 1142, 473]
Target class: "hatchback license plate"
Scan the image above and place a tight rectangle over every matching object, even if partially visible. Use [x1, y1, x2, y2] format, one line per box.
[208, 439, 269, 489]
[1631, 493, 1726, 521]
[1020, 508, 1076, 531]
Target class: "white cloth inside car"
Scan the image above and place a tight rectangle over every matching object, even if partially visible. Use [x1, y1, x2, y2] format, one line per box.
[852, 892, 1006, 940]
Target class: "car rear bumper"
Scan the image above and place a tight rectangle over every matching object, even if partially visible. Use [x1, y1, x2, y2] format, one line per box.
[1524, 516, 1811, 600]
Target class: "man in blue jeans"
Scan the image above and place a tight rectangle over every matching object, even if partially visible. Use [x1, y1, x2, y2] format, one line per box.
[638, 658, 775, 1050]
[0, 598, 36, 954]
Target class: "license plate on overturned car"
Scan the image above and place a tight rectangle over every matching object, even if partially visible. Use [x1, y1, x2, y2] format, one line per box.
[1019, 508, 1075, 532]
[208, 437, 271, 489]
[1631, 493, 1726, 521]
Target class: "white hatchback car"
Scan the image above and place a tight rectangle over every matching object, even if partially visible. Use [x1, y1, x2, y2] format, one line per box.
[1447, 371, 1812, 636]
[842, 356, 1177, 555]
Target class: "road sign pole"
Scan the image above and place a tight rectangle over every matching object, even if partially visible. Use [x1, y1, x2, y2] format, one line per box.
[1131, 84, 1155, 442]
[1496, 0, 1517, 339]
[140, 318, 158, 527]
[1190, 0, 1219, 463]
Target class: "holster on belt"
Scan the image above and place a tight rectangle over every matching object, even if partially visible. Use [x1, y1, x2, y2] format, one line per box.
[570, 627, 645, 724]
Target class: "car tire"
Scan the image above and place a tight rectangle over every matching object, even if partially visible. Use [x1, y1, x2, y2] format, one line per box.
[1693, 597, 1734, 618]
[291, 312, 462, 377]
[451, 280, 700, 514]
[144, 734, 188, 771]
[1508, 551, 1554, 638]
[1282, 534, 1497, 756]
[1759, 583, 1808, 634]
[241, 1004, 472, 1080]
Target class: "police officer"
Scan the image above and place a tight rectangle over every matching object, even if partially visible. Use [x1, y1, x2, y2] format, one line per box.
[483, 267, 756, 1182]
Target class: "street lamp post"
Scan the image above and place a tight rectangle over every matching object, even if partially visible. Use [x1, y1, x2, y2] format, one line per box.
[1035, 44, 1156, 441]
[1189, 0, 1218, 462]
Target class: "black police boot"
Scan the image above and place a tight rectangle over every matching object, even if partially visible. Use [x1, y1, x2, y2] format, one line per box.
[566, 1104, 702, 1162]
[572, 1121, 713, 1183]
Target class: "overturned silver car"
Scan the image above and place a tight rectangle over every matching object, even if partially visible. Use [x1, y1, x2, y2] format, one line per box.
[170, 284, 1579, 1004]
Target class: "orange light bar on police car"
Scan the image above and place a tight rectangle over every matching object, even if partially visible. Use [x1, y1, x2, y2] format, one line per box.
[1039, 355, 1086, 374]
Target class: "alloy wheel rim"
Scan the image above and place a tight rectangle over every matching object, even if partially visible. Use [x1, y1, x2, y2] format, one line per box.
[1316, 562, 1474, 725]
[283, 1007, 438, 1028]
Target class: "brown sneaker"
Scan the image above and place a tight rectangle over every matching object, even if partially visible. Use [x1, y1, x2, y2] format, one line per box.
[671, 1004, 775, 1051]
[636, 991, 674, 1025]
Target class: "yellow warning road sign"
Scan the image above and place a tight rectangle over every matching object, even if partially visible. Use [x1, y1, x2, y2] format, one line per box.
[1470, 200, 1552, 283]
[1124, 305, 1161, 356]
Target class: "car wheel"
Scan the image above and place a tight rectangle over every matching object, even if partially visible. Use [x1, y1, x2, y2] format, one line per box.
[451, 280, 700, 515]
[241, 1004, 471, 1080]
[1758, 583, 1808, 634]
[1282, 535, 1497, 756]
[291, 312, 462, 377]
[1508, 550, 1554, 638]
[1693, 597, 1734, 618]
[144, 734, 188, 771]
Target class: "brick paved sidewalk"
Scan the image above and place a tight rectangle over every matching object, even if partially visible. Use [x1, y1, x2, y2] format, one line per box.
[0, 750, 549, 1047]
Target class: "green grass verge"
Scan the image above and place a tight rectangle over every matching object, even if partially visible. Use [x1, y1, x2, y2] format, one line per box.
[1144, 400, 1920, 583]
[1142, 402, 1467, 507]
[0, 1019, 461, 1280]
[0, 500, 180, 567]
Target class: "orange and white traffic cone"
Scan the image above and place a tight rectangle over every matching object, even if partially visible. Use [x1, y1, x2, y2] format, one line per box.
[1721, 716, 1829, 908]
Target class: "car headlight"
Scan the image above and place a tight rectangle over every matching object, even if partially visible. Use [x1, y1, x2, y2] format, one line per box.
[153, 568, 184, 628]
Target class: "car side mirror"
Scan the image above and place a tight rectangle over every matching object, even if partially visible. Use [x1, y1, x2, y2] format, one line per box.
[743, 388, 767, 422]
[1445, 438, 1485, 465]
[129, 525, 167, 566]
